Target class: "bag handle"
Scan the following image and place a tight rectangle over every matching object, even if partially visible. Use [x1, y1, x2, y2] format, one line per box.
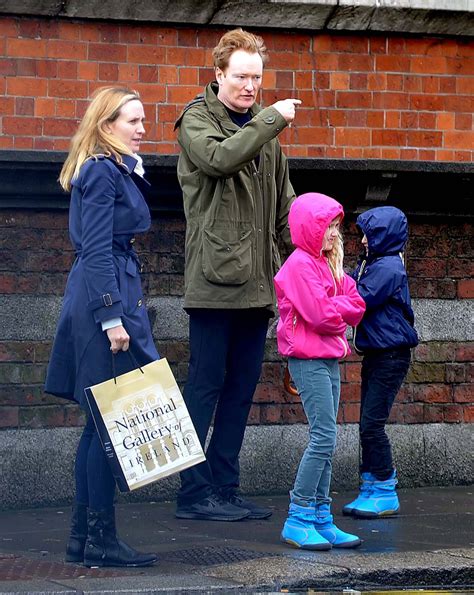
[111, 348, 144, 384]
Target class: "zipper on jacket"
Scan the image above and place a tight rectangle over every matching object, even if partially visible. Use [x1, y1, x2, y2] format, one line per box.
[353, 258, 367, 354]
[336, 335, 348, 359]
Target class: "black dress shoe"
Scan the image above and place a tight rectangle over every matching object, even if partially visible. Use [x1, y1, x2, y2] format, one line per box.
[221, 490, 273, 520]
[175, 494, 250, 521]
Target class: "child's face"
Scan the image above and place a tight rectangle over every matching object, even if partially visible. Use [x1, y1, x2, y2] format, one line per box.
[361, 234, 368, 255]
[322, 217, 340, 252]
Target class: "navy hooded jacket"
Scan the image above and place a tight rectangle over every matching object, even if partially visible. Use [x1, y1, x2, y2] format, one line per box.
[352, 206, 418, 353]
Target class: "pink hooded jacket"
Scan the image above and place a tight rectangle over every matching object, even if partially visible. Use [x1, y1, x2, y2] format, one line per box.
[274, 193, 365, 360]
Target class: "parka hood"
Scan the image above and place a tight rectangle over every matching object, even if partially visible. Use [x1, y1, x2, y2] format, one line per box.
[289, 192, 344, 257]
[356, 206, 408, 257]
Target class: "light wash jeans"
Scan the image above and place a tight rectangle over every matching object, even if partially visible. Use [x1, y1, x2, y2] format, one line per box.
[288, 357, 340, 508]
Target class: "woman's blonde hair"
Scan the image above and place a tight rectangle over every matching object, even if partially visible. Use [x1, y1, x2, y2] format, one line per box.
[59, 86, 141, 191]
[212, 28, 268, 71]
[324, 218, 344, 284]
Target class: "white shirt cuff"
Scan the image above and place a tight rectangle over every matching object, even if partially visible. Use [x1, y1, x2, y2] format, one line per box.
[101, 317, 122, 331]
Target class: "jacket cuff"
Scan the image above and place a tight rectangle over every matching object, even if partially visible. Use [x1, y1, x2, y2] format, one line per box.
[87, 292, 124, 324]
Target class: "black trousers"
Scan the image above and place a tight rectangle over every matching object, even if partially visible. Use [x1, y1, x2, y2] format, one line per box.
[359, 347, 411, 480]
[177, 308, 270, 506]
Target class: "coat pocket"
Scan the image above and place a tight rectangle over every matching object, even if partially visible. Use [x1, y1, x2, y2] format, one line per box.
[202, 227, 252, 285]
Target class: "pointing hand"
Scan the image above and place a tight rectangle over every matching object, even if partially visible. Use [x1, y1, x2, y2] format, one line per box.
[272, 98, 302, 124]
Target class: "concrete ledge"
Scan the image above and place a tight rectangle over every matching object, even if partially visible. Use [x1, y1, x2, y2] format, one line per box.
[1, 295, 473, 343]
[0, 423, 472, 509]
[0, 0, 472, 36]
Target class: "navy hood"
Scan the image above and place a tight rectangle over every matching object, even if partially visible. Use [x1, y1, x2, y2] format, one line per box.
[356, 206, 408, 257]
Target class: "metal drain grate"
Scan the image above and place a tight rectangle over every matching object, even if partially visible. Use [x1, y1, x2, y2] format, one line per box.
[0, 554, 124, 581]
[160, 545, 276, 567]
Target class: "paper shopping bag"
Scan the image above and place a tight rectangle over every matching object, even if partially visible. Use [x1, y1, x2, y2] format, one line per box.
[85, 358, 205, 492]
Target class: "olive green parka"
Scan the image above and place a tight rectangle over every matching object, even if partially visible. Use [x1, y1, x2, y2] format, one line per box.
[175, 82, 296, 311]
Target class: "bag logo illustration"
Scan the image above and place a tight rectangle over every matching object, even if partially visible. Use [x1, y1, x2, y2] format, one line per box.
[86, 359, 205, 491]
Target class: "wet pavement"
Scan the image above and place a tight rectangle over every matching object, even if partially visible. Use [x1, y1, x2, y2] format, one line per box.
[0, 485, 473, 594]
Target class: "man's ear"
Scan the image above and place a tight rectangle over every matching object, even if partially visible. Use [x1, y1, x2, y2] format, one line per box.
[215, 67, 224, 85]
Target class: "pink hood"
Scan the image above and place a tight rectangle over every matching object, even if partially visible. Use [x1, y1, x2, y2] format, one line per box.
[274, 193, 365, 361]
[289, 193, 344, 257]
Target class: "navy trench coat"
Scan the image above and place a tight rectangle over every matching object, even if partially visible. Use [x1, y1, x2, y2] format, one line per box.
[45, 154, 159, 408]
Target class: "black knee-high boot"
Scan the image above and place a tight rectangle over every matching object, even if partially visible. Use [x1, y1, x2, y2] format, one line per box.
[65, 503, 88, 563]
[83, 507, 158, 568]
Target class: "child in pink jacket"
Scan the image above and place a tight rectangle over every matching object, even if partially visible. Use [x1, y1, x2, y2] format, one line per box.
[274, 192, 366, 550]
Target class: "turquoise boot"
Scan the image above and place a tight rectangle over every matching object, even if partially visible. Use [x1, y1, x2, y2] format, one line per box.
[314, 504, 361, 548]
[342, 472, 375, 516]
[281, 503, 332, 550]
[351, 470, 400, 518]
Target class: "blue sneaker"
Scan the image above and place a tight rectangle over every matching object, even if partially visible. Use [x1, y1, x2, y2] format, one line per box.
[343, 472, 375, 516]
[351, 470, 400, 518]
[314, 504, 361, 548]
[281, 503, 332, 550]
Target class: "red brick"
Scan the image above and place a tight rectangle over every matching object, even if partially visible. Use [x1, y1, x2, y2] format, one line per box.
[453, 385, 472, 403]
[341, 402, 360, 423]
[7, 77, 48, 96]
[336, 128, 370, 147]
[372, 129, 407, 147]
[402, 403, 424, 423]
[42, 118, 78, 137]
[14, 137, 34, 149]
[0, 97, 14, 115]
[376, 55, 410, 72]
[3, 116, 42, 136]
[443, 404, 464, 423]
[444, 130, 474, 150]
[336, 91, 372, 109]
[7, 38, 47, 58]
[410, 94, 445, 111]
[463, 405, 474, 423]
[261, 404, 283, 424]
[437, 112, 455, 130]
[423, 404, 444, 423]
[407, 130, 443, 147]
[247, 404, 261, 425]
[47, 40, 87, 60]
[340, 383, 360, 403]
[0, 406, 19, 428]
[56, 99, 76, 118]
[373, 92, 409, 109]
[413, 384, 452, 403]
[282, 404, 306, 424]
[36, 59, 58, 78]
[457, 279, 474, 298]
[455, 113, 473, 130]
[88, 43, 127, 62]
[419, 112, 436, 129]
[455, 344, 474, 362]
[338, 54, 373, 72]
[388, 403, 404, 423]
[48, 79, 88, 99]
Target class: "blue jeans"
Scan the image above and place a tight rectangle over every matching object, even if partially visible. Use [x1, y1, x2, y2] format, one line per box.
[360, 347, 411, 480]
[288, 357, 340, 507]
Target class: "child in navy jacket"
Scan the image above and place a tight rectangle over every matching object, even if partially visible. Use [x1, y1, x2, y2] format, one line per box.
[344, 206, 418, 519]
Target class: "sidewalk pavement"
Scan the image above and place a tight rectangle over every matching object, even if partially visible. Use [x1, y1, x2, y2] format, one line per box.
[0, 485, 473, 594]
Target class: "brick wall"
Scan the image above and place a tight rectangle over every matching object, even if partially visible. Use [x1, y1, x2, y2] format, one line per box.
[1, 209, 472, 429]
[0, 15, 472, 431]
[0, 16, 473, 160]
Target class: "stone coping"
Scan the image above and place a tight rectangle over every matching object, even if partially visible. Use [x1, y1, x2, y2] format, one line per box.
[0, 0, 473, 36]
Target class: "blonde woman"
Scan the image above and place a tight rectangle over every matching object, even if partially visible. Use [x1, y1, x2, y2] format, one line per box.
[45, 86, 158, 567]
[274, 193, 365, 550]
